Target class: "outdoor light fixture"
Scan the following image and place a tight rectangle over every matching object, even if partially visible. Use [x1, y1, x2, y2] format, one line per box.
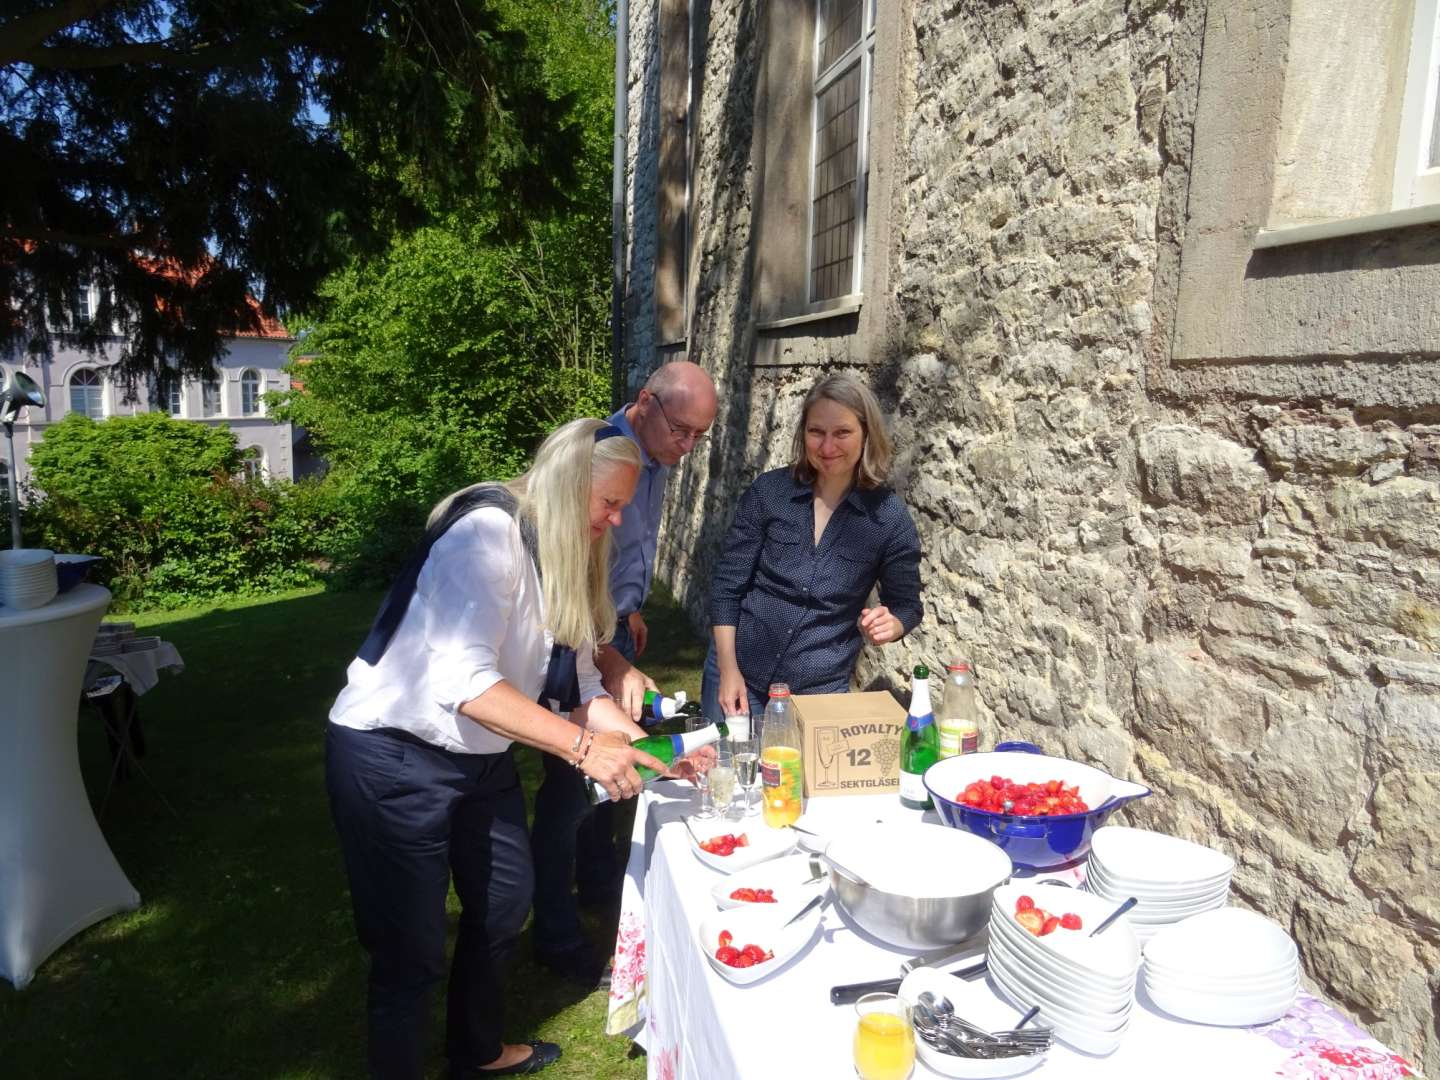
[0, 371, 45, 549]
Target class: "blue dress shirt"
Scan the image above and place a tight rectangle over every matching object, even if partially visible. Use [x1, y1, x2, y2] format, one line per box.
[607, 405, 669, 618]
[709, 467, 924, 699]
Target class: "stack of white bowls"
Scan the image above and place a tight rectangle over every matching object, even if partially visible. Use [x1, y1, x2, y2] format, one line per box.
[986, 882, 1140, 1055]
[1143, 907, 1300, 1025]
[1085, 826, 1232, 944]
[0, 548, 58, 610]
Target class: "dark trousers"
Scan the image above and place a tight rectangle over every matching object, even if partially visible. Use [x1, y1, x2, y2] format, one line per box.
[326, 724, 534, 1080]
[529, 620, 634, 953]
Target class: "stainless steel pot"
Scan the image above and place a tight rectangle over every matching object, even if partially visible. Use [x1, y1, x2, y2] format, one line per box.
[825, 823, 1012, 951]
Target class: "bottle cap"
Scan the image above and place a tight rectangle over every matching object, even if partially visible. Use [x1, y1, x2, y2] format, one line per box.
[914, 664, 929, 678]
[767, 683, 791, 698]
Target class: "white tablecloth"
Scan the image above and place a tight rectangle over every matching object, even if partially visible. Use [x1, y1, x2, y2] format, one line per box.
[608, 787, 1420, 1079]
[87, 640, 184, 696]
[0, 585, 140, 989]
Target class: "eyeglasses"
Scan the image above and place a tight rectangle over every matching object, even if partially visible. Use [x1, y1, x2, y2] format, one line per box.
[650, 392, 710, 445]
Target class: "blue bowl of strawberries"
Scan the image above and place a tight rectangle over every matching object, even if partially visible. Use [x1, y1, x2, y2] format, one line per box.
[923, 742, 1152, 871]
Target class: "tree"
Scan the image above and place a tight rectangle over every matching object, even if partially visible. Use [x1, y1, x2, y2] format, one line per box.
[0, 0, 584, 384]
[275, 0, 615, 581]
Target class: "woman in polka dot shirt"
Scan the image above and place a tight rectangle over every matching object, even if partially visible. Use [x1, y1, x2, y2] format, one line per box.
[703, 374, 924, 721]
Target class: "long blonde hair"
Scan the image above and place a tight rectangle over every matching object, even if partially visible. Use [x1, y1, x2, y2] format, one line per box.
[789, 374, 893, 490]
[431, 419, 642, 649]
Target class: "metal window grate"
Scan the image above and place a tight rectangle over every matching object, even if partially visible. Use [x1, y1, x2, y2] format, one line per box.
[811, 63, 862, 302]
[818, 0, 863, 75]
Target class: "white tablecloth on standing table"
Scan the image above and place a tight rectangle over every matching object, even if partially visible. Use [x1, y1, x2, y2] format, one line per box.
[608, 786, 1420, 1079]
[0, 585, 140, 989]
[87, 640, 184, 695]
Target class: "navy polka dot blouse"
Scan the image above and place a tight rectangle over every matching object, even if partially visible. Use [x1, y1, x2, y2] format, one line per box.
[709, 467, 924, 700]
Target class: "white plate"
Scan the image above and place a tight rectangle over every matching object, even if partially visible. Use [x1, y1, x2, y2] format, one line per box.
[1089, 826, 1234, 885]
[696, 898, 822, 986]
[1144, 975, 1298, 1026]
[686, 820, 797, 874]
[709, 851, 827, 910]
[991, 884, 1141, 981]
[898, 966, 1049, 1078]
[986, 942, 1133, 1025]
[1143, 908, 1297, 980]
[988, 956, 1127, 1056]
[987, 908, 1135, 997]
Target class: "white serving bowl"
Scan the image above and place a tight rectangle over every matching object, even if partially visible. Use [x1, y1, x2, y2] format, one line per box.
[709, 851, 827, 910]
[1143, 975, 1298, 1026]
[1143, 908, 1297, 981]
[1089, 826, 1234, 885]
[686, 821, 797, 874]
[696, 897, 822, 986]
[988, 957, 1128, 1056]
[991, 884, 1141, 982]
[899, 965, 1049, 1079]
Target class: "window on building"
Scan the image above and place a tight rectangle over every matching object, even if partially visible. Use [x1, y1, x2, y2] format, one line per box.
[202, 377, 222, 418]
[240, 448, 264, 481]
[240, 369, 262, 416]
[1396, 0, 1440, 208]
[72, 284, 92, 324]
[69, 367, 104, 419]
[168, 380, 184, 416]
[809, 0, 875, 305]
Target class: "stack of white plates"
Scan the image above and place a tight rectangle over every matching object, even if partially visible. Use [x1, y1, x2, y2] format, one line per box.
[986, 883, 1139, 1055]
[121, 635, 160, 653]
[93, 622, 136, 656]
[1085, 826, 1232, 944]
[1143, 907, 1299, 1025]
[0, 548, 58, 610]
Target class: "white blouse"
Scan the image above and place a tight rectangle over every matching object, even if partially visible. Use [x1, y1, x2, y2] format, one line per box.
[329, 506, 607, 754]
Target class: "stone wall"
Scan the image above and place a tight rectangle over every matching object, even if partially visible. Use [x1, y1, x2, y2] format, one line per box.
[623, 1, 1440, 1069]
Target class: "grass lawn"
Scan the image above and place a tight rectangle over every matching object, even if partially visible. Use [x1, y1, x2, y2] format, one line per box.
[0, 583, 706, 1078]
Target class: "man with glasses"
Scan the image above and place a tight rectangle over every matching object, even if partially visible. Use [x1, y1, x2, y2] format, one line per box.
[531, 360, 718, 985]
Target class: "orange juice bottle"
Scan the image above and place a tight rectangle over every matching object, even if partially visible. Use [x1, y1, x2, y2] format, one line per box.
[760, 683, 803, 828]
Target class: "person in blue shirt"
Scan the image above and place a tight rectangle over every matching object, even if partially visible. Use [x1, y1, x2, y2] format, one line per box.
[530, 361, 718, 985]
[704, 373, 923, 720]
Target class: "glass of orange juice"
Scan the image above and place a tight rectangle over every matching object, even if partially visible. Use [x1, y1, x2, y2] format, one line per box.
[852, 992, 915, 1080]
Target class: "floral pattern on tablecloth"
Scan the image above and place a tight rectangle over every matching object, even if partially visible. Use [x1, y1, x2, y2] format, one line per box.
[1255, 993, 1419, 1078]
[605, 909, 647, 1035]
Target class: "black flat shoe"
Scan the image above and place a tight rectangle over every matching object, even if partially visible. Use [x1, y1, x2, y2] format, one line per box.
[460, 1041, 562, 1076]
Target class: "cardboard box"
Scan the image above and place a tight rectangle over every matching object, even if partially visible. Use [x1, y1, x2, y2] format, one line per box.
[791, 691, 907, 797]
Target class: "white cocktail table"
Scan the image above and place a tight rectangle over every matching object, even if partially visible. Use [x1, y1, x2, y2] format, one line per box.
[0, 584, 140, 988]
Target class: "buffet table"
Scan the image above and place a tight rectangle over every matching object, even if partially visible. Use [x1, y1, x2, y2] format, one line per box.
[0, 585, 141, 989]
[607, 783, 1419, 1079]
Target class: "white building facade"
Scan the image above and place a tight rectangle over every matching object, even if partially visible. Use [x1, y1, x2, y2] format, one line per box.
[1, 291, 306, 489]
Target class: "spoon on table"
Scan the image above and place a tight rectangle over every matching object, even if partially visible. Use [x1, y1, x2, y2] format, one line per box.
[1089, 896, 1138, 937]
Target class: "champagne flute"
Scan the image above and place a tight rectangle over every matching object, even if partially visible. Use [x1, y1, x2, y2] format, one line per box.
[686, 713, 718, 819]
[709, 747, 738, 820]
[733, 734, 760, 818]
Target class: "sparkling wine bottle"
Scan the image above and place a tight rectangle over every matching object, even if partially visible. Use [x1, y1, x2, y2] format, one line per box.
[900, 665, 938, 810]
[586, 720, 730, 804]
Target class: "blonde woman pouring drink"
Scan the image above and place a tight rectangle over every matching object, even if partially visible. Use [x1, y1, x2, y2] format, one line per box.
[327, 420, 670, 1079]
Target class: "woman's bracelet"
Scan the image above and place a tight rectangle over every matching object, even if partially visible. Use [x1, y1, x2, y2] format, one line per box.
[571, 730, 595, 770]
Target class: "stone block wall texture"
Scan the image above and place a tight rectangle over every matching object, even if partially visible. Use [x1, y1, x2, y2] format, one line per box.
[623, 1, 1440, 1070]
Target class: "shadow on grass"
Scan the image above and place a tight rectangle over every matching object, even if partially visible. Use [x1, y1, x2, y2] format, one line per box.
[0, 584, 703, 1079]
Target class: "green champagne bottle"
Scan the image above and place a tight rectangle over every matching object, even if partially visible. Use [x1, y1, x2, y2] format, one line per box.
[586, 720, 730, 804]
[900, 665, 938, 810]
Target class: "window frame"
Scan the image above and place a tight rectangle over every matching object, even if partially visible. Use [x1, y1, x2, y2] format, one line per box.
[68, 367, 105, 419]
[201, 377, 223, 418]
[806, 0, 876, 309]
[239, 369, 263, 417]
[1395, 0, 1440, 210]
